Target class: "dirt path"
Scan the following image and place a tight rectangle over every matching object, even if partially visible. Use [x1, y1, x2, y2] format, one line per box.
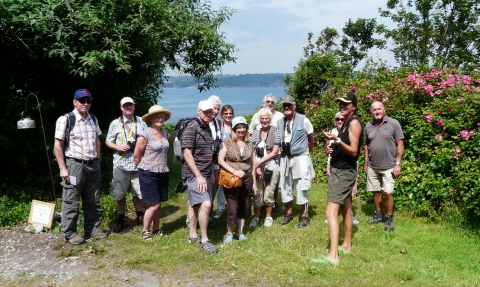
[0, 226, 221, 286]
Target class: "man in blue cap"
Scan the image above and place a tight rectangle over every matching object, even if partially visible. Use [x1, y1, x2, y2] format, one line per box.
[54, 89, 107, 245]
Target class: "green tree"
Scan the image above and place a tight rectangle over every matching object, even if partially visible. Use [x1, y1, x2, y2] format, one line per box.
[0, 0, 236, 195]
[379, 0, 480, 71]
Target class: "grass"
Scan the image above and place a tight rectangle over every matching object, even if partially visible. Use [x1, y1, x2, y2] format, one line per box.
[6, 140, 479, 286]
[91, 159, 480, 286]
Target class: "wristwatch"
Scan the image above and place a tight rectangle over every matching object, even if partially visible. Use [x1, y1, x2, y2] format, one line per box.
[395, 161, 401, 166]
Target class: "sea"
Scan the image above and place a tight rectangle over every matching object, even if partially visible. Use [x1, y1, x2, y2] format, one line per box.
[158, 87, 286, 123]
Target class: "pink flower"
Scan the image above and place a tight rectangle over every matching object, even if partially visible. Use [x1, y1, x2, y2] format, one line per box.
[469, 130, 475, 134]
[351, 87, 357, 93]
[478, 122, 480, 126]
[435, 134, 442, 140]
[385, 68, 393, 72]
[461, 130, 469, 140]
[455, 147, 461, 154]
[457, 98, 464, 104]
[425, 114, 434, 122]
[436, 120, 444, 127]
[425, 85, 434, 94]
[435, 90, 443, 95]
[381, 97, 388, 102]
[452, 155, 458, 159]
[434, 146, 439, 149]
[407, 74, 416, 82]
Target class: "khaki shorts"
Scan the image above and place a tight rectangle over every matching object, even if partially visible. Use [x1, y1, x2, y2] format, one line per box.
[327, 167, 355, 204]
[111, 168, 142, 201]
[367, 166, 395, 193]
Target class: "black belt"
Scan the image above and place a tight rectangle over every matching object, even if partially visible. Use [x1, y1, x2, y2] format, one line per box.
[66, 157, 98, 164]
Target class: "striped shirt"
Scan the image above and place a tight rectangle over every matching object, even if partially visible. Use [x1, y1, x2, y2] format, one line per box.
[54, 109, 101, 160]
[182, 120, 213, 178]
[106, 115, 148, 171]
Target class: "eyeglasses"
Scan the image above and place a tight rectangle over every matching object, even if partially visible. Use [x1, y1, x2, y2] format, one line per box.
[77, 99, 91, 105]
[335, 118, 345, 122]
[223, 112, 233, 115]
[265, 100, 275, 105]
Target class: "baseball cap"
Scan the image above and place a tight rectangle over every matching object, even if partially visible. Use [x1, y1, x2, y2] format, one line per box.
[120, 97, 135, 105]
[336, 92, 358, 105]
[281, 95, 296, 105]
[74, 89, 93, 100]
[198, 100, 214, 111]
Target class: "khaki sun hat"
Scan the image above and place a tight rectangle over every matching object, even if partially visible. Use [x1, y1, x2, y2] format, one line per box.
[142, 105, 172, 122]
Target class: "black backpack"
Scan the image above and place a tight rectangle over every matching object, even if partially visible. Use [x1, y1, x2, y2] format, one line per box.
[173, 118, 203, 163]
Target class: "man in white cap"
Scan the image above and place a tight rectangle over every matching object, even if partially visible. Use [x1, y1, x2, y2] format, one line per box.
[105, 97, 148, 232]
[183, 101, 219, 253]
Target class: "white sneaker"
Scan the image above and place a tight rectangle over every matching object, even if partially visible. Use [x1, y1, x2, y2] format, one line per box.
[264, 217, 273, 227]
[249, 217, 260, 228]
[352, 215, 360, 225]
[214, 209, 224, 219]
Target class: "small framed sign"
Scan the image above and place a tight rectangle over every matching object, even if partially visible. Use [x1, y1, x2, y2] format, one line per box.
[28, 200, 56, 229]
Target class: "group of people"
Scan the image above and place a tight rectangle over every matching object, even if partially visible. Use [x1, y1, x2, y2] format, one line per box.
[54, 89, 404, 262]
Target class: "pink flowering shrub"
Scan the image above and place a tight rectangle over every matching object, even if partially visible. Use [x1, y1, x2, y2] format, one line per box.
[300, 66, 480, 222]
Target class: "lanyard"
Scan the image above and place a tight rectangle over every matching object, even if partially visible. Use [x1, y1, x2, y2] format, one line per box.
[119, 117, 135, 158]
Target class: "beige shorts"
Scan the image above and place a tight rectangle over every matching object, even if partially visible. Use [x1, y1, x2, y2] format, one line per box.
[111, 168, 142, 201]
[367, 166, 395, 194]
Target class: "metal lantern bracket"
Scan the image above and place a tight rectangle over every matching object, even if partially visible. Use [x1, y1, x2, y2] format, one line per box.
[17, 93, 58, 207]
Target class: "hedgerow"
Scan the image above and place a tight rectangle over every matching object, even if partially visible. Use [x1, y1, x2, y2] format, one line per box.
[304, 66, 480, 227]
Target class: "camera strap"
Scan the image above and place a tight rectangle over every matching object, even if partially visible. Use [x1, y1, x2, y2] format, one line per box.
[118, 116, 136, 158]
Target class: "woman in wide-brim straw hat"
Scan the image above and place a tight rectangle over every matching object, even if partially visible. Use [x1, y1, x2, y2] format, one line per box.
[134, 105, 172, 241]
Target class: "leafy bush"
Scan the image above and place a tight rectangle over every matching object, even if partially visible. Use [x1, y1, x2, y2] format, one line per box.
[302, 66, 480, 227]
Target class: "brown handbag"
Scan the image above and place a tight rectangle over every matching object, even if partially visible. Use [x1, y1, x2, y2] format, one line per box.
[218, 139, 243, 188]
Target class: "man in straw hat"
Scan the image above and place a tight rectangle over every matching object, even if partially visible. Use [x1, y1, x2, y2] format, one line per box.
[106, 97, 148, 232]
[183, 100, 219, 253]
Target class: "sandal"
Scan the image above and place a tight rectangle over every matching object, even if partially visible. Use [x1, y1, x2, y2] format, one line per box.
[152, 230, 167, 237]
[188, 236, 201, 243]
[199, 240, 219, 253]
[142, 230, 152, 241]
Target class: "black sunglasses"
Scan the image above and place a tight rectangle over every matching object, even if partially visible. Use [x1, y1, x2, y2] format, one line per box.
[265, 100, 275, 104]
[77, 98, 92, 105]
[335, 118, 345, 122]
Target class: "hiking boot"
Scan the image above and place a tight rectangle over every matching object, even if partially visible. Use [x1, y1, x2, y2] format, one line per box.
[85, 230, 108, 240]
[279, 213, 294, 226]
[214, 209, 224, 219]
[298, 216, 310, 228]
[65, 234, 85, 245]
[367, 210, 384, 224]
[249, 217, 260, 228]
[136, 215, 144, 226]
[384, 215, 394, 232]
[113, 218, 125, 233]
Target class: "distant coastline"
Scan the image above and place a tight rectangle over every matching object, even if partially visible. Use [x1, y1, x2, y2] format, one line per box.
[163, 73, 289, 88]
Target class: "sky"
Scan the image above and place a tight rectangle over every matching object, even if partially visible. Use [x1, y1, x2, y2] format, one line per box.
[208, 0, 396, 75]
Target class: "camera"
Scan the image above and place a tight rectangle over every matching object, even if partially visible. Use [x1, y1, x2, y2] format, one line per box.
[127, 141, 136, 151]
[255, 146, 265, 158]
[281, 142, 291, 156]
[212, 138, 222, 163]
